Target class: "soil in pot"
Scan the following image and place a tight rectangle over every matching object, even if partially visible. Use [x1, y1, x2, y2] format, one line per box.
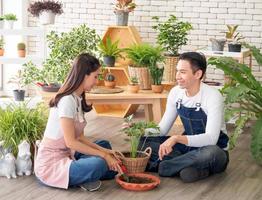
[120, 174, 154, 184]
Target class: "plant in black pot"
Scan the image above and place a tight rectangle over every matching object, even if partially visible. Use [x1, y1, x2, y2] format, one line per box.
[8, 70, 27, 101]
[113, 0, 136, 26]
[98, 37, 122, 67]
[224, 25, 245, 52]
[152, 15, 192, 82]
[28, 0, 63, 25]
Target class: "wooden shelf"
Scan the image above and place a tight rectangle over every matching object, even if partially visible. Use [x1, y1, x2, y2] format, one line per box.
[104, 66, 130, 86]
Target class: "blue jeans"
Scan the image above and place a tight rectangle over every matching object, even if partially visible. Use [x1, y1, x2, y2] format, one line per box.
[68, 140, 117, 187]
[139, 136, 229, 177]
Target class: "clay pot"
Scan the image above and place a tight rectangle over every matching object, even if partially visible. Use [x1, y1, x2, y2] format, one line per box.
[0, 49, 4, 56]
[104, 81, 116, 89]
[151, 85, 163, 93]
[18, 50, 26, 57]
[128, 84, 139, 93]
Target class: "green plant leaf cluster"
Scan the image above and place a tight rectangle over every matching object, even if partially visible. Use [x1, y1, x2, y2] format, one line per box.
[98, 37, 122, 57]
[4, 13, 17, 21]
[121, 115, 160, 158]
[125, 43, 164, 68]
[152, 15, 192, 56]
[23, 24, 101, 85]
[223, 25, 244, 44]
[208, 44, 262, 163]
[0, 102, 48, 156]
[149, 66, 164, 85]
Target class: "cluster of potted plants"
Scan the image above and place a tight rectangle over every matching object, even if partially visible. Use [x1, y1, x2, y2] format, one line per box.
[0, 13, 17, 29]
[28, 0, 63, 25]
[0, 40, 26, 57]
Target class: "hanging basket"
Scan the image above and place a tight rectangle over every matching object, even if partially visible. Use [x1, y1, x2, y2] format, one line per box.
[163, 55, 179, 83]
[128, 66, 152, 90]
[116, 147, 152, 173]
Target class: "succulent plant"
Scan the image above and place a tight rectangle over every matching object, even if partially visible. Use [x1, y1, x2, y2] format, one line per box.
[17, 43, 26, 50]
[105, 73, 115, 82]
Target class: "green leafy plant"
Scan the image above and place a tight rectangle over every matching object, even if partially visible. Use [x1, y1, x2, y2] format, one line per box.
[28, 0, 63, 17]
[121, 115, 160, 158]
[23, 24, 101, 85]
[125, 43, 164, 67]
[4, 13, 17, 21]
[152, 15, 192, 56]
[8, 70, 27, 90]
[0, 38, 4, 49]
[130, 76, 138, 85]
[223, 25, 244, 44]
[98, 37, 122, 57]
[0, 16, 4, 21]
[149, 66, 164, 85]
[0, 102, 48, 156]
[17, 42, 26, 50]
[208, 43, 262, 164]
[113, 0, 136, 13]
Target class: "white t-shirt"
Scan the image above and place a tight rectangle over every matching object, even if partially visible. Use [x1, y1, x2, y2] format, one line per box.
[44, 94, 82, 140]
[159, 83, 227, 147]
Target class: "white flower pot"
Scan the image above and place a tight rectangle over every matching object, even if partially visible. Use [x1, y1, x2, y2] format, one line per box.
[39, 11, 56, 25]
[5, 20, 14, 29]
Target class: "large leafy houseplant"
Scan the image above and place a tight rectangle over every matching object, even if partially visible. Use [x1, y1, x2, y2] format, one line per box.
[121, 115, 160, 158]
[152, 15, 192, 56]
[23, 24, 101, 85]
[208, 44, 262, 164]
[0, 102, 48, 156]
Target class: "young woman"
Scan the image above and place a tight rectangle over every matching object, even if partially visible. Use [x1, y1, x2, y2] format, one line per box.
[35, 53, 121, 191]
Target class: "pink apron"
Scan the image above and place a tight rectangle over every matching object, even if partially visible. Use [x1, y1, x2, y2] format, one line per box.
[35, 114, 86, 189]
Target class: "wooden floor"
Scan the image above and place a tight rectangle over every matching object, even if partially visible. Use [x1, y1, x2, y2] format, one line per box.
[0, 109, 261, 200]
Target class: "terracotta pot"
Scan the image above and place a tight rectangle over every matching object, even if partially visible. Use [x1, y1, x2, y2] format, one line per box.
[151, 85, 163, 93]
[96, 79, 104, 86]
[18, 50, 26, 57]
[116, 173, 160, 191]
[128, 84, 139, 93]
[104, 80, 116, 89]
[0, 49, 4, 56]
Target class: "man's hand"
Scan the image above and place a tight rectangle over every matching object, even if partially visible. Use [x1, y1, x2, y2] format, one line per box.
[158, 136, 177, 160]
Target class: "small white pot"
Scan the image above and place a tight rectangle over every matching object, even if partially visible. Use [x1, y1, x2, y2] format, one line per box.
[5, 20, 15, 29]
[39, 11, 56, 25]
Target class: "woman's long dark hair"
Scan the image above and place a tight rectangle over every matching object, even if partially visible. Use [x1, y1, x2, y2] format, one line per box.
[49, 53, 100, 112]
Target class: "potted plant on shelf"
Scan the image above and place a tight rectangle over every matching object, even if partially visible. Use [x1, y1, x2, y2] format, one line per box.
[3, 13, 17, 29]
[113, 0, 136, 26]
[8, 70, 27, 101]
[128, 76, 139, 93]
[149, 65, 164, 93]
[125, 43, 164, 90]
[152, 15, 192, 83]
[98, 37, 122, 67]
[208, 43, 262, 165]
[224, 25, 245, 52]
[17, 42, 26, 57]
[28, 0, 63, 25]
[0, 38, 4, 56]
[104, 72, 116, 89]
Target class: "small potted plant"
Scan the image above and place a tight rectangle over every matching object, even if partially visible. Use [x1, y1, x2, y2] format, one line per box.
[0, 38, 4, 56]
[0, 16, 4, 29]
[8, 70, 27, 101]
[28, 0, 63, 25]
[17, 42, 26, 57]
[128, 76, 139, 93]
[149, 65, 164, 93]
[152, 15, 192, 82]
[224, 25, 245, 52]
[104, 72, 116, 89]
[98, 37, 122, 67]
[113, 0, 136, 26]
[3, 13, 17, 29]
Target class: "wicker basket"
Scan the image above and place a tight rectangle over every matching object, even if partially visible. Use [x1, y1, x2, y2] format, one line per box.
[128, 66, 152, 90]
[116, 147, 152, 173]
[163, 56, 179, 82]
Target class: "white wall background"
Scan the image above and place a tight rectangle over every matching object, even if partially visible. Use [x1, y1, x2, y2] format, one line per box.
[28, 0, 262, 82]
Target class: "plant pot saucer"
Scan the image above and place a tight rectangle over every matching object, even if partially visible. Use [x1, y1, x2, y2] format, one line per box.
[115, 173, 160, 191]
[42, 85, 60, 92]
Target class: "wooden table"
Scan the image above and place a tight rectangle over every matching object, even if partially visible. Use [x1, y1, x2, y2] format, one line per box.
[86, 88, 168, 123]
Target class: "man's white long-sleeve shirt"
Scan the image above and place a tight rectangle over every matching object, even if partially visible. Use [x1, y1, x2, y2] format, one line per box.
[159, 83, 227, 147]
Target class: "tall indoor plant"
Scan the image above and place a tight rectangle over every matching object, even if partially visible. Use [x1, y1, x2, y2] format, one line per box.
[113, 0, 136, 26]
[28, 0, 63, 25]
[152, 15, 192, 82]
[208, 44, 262, 165]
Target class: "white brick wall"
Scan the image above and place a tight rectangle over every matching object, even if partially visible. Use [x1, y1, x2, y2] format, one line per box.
[27, 0, 262, 82]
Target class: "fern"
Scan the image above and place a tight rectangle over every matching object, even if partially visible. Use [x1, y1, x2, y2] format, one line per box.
[251, 118, 262, 165]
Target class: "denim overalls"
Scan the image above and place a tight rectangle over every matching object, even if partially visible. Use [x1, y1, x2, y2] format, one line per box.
[139, 93, 229, 177]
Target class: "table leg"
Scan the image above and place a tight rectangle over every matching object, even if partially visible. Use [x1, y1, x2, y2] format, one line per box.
[144, 104, 153, 121]
[152, 99, 163, 123]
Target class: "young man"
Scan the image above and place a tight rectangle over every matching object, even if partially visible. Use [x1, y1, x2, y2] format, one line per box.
[140, 52, 229, 183]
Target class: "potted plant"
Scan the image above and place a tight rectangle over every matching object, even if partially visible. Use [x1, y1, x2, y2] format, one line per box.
[0, 38, 4, 56]
[209, 38, 226, 52]
[98, 37, 122, 67]
[125, 43, 164, 90]
[0, 16, 4, 29]
[28, 0, 63, 25]
[8, 70, 28, 101]
[17, 42, 26, 57]
[208, 43, 262, 165]
[224, 25, 245, 52]
[128, 76, 139, 93]
[3, 13, 17, 29]
[0, 102, 48, 156]
[104, 72, 116, 89]
[149, 65, 164, 93]
[113, 0, 136, 26]
[152, 15, 192, 83]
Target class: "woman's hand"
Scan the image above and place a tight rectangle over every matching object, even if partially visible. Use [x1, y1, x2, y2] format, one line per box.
[105, 149, 121, 162]
[158, 136, 177, 160]
[104, 153, 122, 173]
